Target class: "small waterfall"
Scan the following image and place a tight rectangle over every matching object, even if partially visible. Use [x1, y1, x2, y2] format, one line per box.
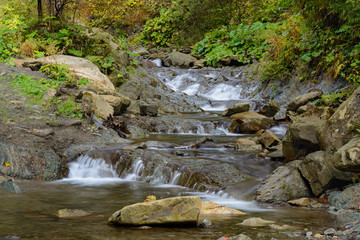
[61, 155, 121, 185]
[124, 158, 144, 181]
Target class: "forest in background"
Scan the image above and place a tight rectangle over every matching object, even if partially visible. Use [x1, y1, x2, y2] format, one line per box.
[0, 0, 359, 105]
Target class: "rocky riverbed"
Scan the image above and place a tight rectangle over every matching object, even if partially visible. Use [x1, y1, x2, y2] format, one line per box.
[0, 51, 360, 239]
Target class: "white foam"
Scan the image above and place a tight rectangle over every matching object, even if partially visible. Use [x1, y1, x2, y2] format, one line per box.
[202, 84, 242, 101]
[183, 84, 200, 95]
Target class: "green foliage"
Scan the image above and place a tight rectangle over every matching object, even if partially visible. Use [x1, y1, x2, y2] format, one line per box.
[85, 55, 116, 74]
[316, 90, 352, 108]
[142, 5, 184, 46]
[11, 74, 48, 100]
[193, 22, 273, 66]
[40, 63, 76, 86]
[54, 97, 83, 118]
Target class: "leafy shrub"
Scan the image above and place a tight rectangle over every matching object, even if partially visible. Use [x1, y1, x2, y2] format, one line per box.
[192, 22, 274, 67]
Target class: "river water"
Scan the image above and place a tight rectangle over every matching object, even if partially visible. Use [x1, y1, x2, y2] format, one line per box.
[0, 65, 347, 239]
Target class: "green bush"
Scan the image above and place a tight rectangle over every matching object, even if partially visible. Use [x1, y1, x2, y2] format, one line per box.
[192, 22, 273, 67]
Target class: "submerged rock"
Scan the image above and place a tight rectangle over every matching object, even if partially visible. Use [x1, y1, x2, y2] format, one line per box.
[58, 209, 90, 218]
[288, 197, 311, 207]
[239, 217, 275, 227]
[108, 196, 202, 227]
[200, 201, 246, 216]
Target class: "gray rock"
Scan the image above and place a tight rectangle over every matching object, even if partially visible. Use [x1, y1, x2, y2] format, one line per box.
[223, 103, 250, 117]
[0, 143, 62, 180]
[333, 138, 360, 172]
[296, 102, 316, 114]
[287, 91, 322, 112]
[282, 116, 325, 161]
[298, 151, 347, 196]
[169, 51, 197, 67]
[256, 160, 311, 202]
[0, 176, 22, 194]
[259, 101, 280, 117]
[108, 196, 202, 227]
[24, 55, 115, 91]
[329, 184, 360, 210]
[139, 104, 158, 117]
[274, 107, 287, 121]
[318, 86, 360, 152]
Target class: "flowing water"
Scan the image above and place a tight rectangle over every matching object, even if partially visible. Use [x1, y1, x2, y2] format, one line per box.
[0, 65, 347, 239]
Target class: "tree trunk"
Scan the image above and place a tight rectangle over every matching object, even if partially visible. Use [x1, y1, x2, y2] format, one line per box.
[37, 0, 43, 18]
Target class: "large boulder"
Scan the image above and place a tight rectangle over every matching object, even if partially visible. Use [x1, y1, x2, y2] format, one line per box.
[256, 160, 311, 202]
[333, 138, 360, 172]
[318, 87, 360, 152]
[108, 196, 202, 227]
[259, 101, 280, 117]
[298, 151, 349, 196]
[282, 116, 325, 161]
[82, 91, 114, 120]
[329, 183, 360, 210]
[287, 90, 322, 112]
[25, 55, 115, 91]
[223, 103, 250, 117]
[228, 112, 272, 134]
[169, 51, 197, 68]
[0, 143, 62, 180]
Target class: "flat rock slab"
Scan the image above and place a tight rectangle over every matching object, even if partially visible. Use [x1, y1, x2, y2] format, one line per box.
[108, 196, 202, 227]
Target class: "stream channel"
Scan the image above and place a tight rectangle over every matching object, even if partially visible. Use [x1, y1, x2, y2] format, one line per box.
[0, 65, 347, 239]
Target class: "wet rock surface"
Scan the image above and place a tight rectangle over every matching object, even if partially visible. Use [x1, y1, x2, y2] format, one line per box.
[108, 196, 202, 227]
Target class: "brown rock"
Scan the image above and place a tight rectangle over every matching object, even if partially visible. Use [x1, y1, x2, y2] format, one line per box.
[259, 130, 280, 148]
